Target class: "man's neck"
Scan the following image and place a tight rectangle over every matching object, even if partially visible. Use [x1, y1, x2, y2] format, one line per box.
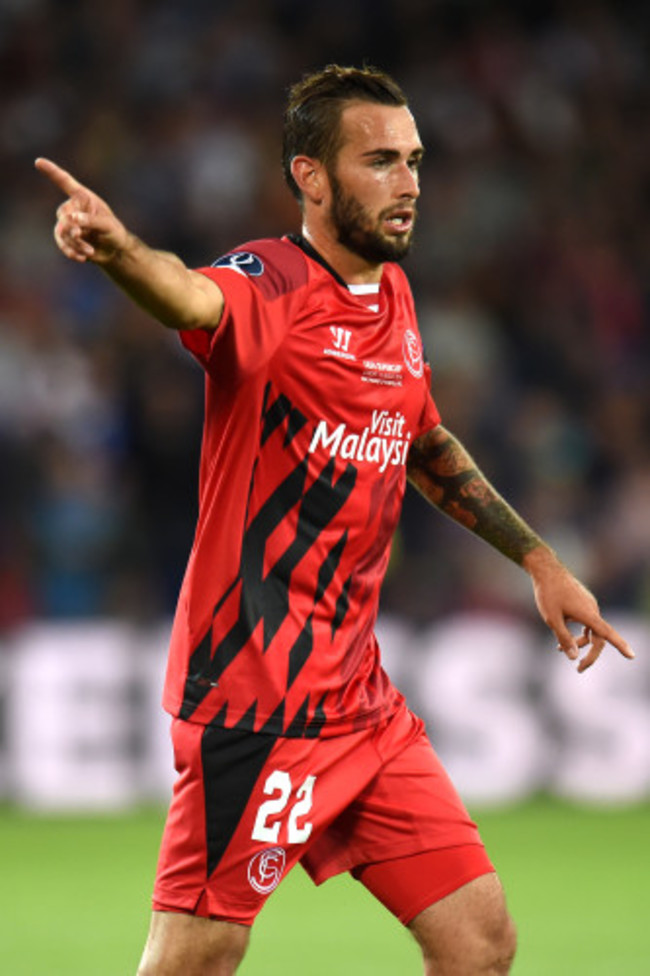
[301, 225, 383, 285]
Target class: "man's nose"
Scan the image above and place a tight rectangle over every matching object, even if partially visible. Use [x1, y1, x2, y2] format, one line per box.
[396, 162, 420, 198]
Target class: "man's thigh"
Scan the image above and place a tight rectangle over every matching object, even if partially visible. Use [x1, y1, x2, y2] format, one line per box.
[138, 912, 249, 976]
[408, 872, 517, 975]
[301, 706, 493, 922]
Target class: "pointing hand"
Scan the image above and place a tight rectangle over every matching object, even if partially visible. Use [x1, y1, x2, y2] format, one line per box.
[35, 157, 129, 265]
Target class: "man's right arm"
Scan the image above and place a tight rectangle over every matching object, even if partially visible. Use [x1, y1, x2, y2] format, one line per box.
[35, 157, 224, 332]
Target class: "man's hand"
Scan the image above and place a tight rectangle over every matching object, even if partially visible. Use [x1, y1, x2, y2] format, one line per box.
[35, 157, 130, 265]
[524, 546, 635, 672]
[35, 157, 225, 331]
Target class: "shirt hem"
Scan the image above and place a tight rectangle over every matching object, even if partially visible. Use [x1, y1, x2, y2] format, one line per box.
[162, 693, 402, 739]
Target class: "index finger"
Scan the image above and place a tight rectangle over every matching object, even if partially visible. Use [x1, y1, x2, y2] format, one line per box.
[589, 615, 635, 661]
[35, 157, 86, 197]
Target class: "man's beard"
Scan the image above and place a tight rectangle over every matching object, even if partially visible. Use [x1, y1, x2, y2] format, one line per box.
[329, 171, 416, 265]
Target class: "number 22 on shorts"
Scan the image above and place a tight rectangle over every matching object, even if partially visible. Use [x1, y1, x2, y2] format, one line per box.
[251, 771, 317, 844]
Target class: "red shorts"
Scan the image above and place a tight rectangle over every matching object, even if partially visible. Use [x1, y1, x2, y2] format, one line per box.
[153, 705, 493, 926]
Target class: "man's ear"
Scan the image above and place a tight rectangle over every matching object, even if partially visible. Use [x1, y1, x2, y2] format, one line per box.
[290, 156, 327, 205]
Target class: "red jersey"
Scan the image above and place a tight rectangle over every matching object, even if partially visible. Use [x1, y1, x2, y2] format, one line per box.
[163, 235, 440, 737]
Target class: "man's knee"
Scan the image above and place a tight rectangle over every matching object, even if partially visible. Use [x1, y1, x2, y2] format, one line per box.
[137, 911, 250, 976]
[410, 873, 517, 975]
[476, 903, 517, 974]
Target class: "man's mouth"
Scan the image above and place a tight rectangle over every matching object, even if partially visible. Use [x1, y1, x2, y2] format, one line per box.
[383, 209, 415, 234]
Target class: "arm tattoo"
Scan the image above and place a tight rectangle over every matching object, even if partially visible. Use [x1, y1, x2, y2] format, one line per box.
[407, 426, 543, 566]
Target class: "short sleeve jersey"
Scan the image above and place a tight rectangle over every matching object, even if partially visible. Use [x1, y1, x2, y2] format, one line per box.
[163, 235, 440, 738]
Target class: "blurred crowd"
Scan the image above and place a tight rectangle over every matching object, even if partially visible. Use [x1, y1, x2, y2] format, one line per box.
[0, 0, 648, 630]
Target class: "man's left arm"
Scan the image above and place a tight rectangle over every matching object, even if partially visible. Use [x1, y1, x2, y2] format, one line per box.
[407, 424, 635, 672]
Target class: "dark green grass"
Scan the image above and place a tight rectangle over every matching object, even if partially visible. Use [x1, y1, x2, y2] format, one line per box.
[0, 800, 648, 974]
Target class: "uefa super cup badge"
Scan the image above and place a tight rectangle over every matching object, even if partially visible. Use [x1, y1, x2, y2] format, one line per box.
[402, 329, 424, 378]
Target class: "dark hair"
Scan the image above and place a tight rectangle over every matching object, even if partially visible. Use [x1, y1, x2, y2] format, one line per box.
[282, 64, 408, 201]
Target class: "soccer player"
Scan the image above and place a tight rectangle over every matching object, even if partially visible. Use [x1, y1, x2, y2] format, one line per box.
[36, 65, 633, 976]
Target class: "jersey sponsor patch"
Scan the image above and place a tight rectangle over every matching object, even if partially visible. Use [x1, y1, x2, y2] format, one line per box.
[308, 409, 411, 473]
[212, 251, 265, 277]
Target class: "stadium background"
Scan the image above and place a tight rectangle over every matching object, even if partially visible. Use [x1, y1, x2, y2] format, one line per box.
[0, 0, 648, 972]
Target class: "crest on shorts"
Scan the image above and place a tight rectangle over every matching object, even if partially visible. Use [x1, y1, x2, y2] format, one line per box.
[402, 328, 424, 378]
[248, 847, 286, 894]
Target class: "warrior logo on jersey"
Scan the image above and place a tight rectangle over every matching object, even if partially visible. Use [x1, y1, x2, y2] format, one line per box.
[323, 325, 356, 362]
[402, 328, 424, 378]
[248, 847, 286, 894]
[212, 251, 265, 277]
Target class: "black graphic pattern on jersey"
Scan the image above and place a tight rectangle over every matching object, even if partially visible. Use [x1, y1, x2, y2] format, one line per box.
[307, 692, 328, 735]
[261, 387, 308, 448]
[287, 613, 313, 690]
[234, 700, 258, 731]
[284, 694, 310, 737]
[260, 698, 286, 735]
[331, 574, 352, 639]
[315, 529, 347, 603]
[181, 385, 357, 736]
[284, 690, 329, 738]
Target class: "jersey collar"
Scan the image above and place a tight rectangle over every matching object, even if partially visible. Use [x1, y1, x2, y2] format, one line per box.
[286, 233, 349, 288]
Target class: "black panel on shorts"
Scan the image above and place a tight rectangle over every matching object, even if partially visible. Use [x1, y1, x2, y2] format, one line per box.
[201, 725, 277, 877]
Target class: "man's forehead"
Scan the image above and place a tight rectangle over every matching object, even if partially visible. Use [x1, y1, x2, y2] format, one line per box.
[338, 101, 420, 150]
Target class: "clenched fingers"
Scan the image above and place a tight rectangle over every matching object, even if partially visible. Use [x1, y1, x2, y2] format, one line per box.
[54, 209, 95, 262]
